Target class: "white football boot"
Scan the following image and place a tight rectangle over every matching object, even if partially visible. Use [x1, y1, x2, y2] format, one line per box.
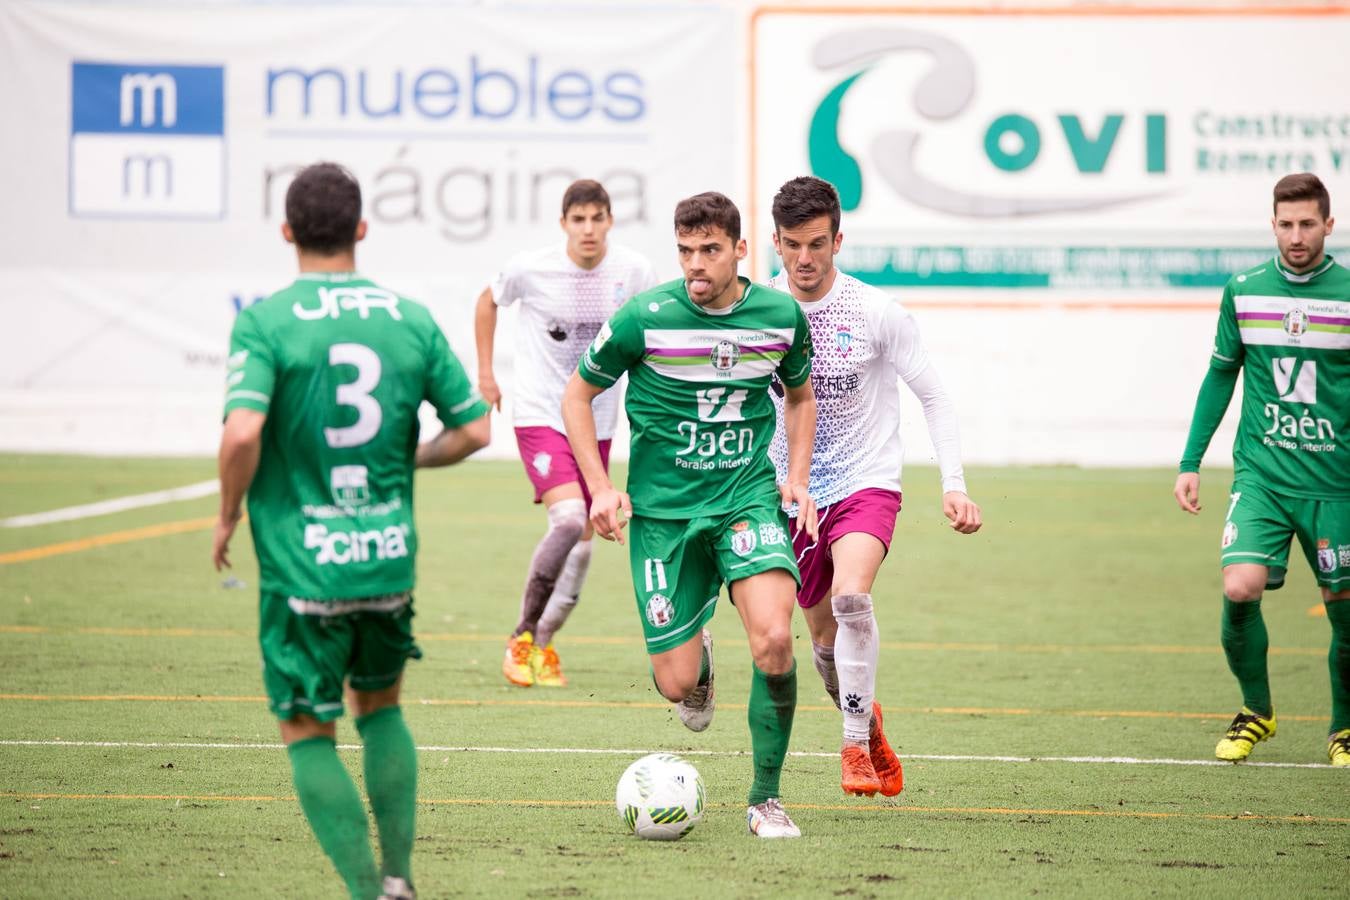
[675, 628, 715, 732]
[379, 876, 416, 900]
[746, 798, 801, 838]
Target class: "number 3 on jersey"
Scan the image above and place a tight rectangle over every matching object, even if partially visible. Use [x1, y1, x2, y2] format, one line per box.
[324, 343, 382, 448]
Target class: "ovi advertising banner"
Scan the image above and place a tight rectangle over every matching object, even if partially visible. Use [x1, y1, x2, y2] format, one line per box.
[751, 8, 1350, 292]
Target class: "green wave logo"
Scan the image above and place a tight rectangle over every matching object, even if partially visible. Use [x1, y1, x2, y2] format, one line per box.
[808, 69, 867, 211]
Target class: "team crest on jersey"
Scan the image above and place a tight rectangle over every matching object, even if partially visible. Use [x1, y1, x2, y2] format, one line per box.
[711, 340, 740, 372]
[1282, 307, 1309, 336]
[645, 593, 674, 628]
[330, 465, 370, 506]
[547, 320, 568, 342]
[835, 327, 854, 356]
[1318, 538, 1337, 573]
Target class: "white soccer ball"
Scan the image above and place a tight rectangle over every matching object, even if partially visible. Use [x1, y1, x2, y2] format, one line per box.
[615, 753, 705, 841]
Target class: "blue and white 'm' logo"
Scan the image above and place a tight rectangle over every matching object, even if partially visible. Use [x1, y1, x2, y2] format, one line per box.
[70, 62, 226, 219]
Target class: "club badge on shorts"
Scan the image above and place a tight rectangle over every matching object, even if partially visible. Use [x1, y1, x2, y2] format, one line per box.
[645, 593, 674, 628]
[1221, 521, 1238, 549]
[1317, 538, 1337, 573]
[730, 520, 757, 557]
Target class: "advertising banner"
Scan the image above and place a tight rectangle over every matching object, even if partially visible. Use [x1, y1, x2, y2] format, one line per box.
[751, 8, 1349, 292]
[0, 1, 735, 454]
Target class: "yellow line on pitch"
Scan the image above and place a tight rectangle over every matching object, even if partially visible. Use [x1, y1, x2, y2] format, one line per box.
[2, 792, 1344, 824]
[0, 625, 1325, 658]
[0, 693, 1329, 722]
[0, 516, 218, 565]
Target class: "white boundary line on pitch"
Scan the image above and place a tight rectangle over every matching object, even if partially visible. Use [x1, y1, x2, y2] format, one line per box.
[0, 739, 1336, 770]
[1, 479, 220, 528]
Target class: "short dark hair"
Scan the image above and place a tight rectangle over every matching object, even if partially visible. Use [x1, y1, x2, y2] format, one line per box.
[771, 176, 841, 235]
[285, 162, 362, 254]
[674, 191, 740, 241]
[561, 179, 611, 217]
[1273, 172, 1330, 219]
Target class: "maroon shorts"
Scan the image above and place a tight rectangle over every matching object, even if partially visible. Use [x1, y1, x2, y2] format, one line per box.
[788, 488, 902, 609]
[514, 426, 611, 505]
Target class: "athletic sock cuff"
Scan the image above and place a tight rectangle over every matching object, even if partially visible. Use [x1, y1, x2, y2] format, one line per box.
[286, 735, 337, 757]
[355, 705, 404, 734]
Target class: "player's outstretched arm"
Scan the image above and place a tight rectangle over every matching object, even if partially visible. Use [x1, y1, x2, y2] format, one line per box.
[1173, 472, 1202, 514]
[780, 379, 818, 540]
[562, 373, 631, 543]
[416, 413, 491, 468]
[214, 408, 266, 570]
[473, 286, 503, 411]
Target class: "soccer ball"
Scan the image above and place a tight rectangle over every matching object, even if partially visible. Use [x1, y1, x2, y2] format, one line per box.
[615, 753, 705, 841]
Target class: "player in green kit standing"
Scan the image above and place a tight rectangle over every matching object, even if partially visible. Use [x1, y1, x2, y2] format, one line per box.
[563, 192, 819, 837]
[212, 163, 492, 898]
[1175, 173, 1350, 766]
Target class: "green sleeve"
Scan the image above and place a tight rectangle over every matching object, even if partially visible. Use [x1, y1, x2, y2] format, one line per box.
[222, 309, 275, 417]
[579, 301, 642, 387]
[1179, 364, 1239, 473]
[426, 325, 489, 428]
[1210, 283, 1243, 371]
[777, 302, 814, 388]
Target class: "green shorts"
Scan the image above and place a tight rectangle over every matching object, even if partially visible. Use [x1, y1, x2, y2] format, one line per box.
[628, 506, 800, 654]
[1221, 480, 1350, 591]
[259, 591, 422, 722]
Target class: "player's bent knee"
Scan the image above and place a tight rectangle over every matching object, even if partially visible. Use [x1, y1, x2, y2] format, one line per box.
[654, 671, 699, 703]
[831, 592, 873, 617]
[749, 628, 794, 674]
[547, 498, 588, 542]
[347, 682, 401, 718]
[1222, 579, 1265, 603]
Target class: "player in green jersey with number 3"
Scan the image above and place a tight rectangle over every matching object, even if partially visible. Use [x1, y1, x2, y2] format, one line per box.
[563, 192, 819, 837]
[212, 163, 491, 899]
[1175, 173, 1350, 767]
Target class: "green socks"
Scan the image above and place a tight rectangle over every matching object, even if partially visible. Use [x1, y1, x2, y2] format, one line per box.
[287, 736, 380, 900]
[1221, 596, 1272, 718]
[1326, 600, 1350, 732]
[356, 706, 418, 883]
[747, 662, 796, 806]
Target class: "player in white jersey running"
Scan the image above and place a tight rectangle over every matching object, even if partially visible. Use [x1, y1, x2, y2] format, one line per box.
[767, 176, 982, 797]
[475, 180, 658, 687]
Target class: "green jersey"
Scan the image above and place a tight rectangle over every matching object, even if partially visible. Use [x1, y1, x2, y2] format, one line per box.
[578, 276, 813, 519]
[1210, 256, 1350, 500]
[223, 273, 489, 599]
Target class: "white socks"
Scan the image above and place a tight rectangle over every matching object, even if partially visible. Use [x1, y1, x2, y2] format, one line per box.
[831, 592, 878, 743]
[512, 498, 586, 637]
[534, 539, 592, 647]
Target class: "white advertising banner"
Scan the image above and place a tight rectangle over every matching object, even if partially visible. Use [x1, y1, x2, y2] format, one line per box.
[751, 8, 1350, 290]
[0, 1, 735, 455]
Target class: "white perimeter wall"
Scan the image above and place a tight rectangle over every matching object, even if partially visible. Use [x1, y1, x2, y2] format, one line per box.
[3, 0, 1337, 466]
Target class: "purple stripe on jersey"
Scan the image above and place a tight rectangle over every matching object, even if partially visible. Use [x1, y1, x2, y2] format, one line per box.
[1235, 312, 1283, 321]
[1311, 314, 1350, 326]
[646, 341, 791, 357]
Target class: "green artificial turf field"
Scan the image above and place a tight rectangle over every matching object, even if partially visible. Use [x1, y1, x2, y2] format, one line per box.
[0, 455, 1345, 898]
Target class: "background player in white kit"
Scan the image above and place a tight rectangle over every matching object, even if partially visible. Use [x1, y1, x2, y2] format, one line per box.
[476, 180, 658, 687]
[767, 176, 982, 796]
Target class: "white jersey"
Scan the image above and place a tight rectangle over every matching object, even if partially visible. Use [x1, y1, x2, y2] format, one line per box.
[492, 242, 657, 438]
[768, 270, 966, 508]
